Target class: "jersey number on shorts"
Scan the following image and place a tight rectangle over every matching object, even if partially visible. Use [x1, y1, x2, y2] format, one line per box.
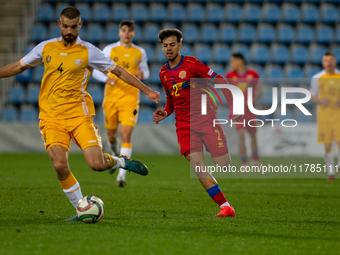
[215, 129, 222, 140]
[57, 63, 64, 75]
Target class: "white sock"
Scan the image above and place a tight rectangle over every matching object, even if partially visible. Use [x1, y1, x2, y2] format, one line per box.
[118, 147, 132, 179]
[63, 182, 83, 209]
[112, 156, 125, 169]
[325, 151, 334, 177]
[338, 148, 340, 168]
[108, 141, 118, 156]
[220, 202, 231, 208]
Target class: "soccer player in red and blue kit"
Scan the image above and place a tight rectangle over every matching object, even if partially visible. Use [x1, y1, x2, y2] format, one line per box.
[153, 28, 239, 217]
[226, 53, 262, 167]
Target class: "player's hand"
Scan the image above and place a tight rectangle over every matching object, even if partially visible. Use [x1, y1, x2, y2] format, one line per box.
[106, 77, 117, 86]
[153, 109, 167, 124]
[146, 89, 160, 104]
[136, 67, 143, 80]
[319, 98, 329, 106]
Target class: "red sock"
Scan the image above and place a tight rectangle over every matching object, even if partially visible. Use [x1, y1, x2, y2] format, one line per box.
[212, 191, 227, 206]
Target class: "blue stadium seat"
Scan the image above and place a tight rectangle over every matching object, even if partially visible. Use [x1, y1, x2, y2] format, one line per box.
[31, 24, 47, 42]
[149, 3, 167, 22]
[37, 4, 54, 22]
[167, 4, 186, 22]
[285, 65, 304, 86]
[280, 4, 300, 23]
[250, 44, 269, 64]
[224, 4, 242, 23]
[217, 24, 236, 43]
[309, 45, 328, 64]
[149, 64, 163, 84]
[248, 65, 264, 78]
[295, 25, 314, 44]
[193, 44, 211, 64]
[26, 85, 40, 104]
[87, 86, 103, 105]
[48, 24, 60, 39]
[211, 44, 230, 64]
[86, 24, 104, 43]
[304, 65, 322, 79]
[185, 4, 205, 23]
[130, 4, 148, 22]
[92, 4, 110, 23]
[200, 24, 218, 44]
[104, 24, 120, 43]
[300, 4, 319, 23]
[238, 24, 256, 43]
[20, 106, 38, 122]
[32, 65, 45, 83]
[111, 4, 129, 22]
[260, 87, 276, 106]
[242, 4, 262, 23]
[133, 25, 142, 43]
[181, 24, 199, 44]
[256, 24, 275, 43]
[142, 24, 160, 43]
[54, 4, 69, 21]
[8, 86, 25, 104]
[75, 3, 91, 22]
[231, 44, 250, 62]
[1, 106, 18, 122]
[261, 3, 280, 23]
[78, 25, 86, 40]
[181, 44, 193, 57]
[205, 3, 224, 23]
[270, 44, 289, 64]
[264, 65, 284, 85]
[290, 45, 309, 64]
[315, 25, 334, 44]
[138, 107, 154, 123]
[139, 44, 154, 62]
[152, 45, 167, 63]
[275, 24, 295, 44]
[331, 46, 340, 63]
[334, 26, 340, 43]
[320, 4, 339, 23]
[15, 68, 32, 84]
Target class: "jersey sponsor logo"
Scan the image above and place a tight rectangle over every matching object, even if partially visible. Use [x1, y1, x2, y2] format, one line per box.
[60, 53, 67, 56]
[207, 68, 214, 76]
[124, 54, 130, 57]
[179, 71, 186, 79]
[75, 59, 82, 66]
[88, 140, 97, 143]
[46, 55, 51, 63]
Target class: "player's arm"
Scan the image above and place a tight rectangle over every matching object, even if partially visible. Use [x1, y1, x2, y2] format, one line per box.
[253, 83, 263, 101]
[153, 95, 174, 124]
[0, 60, 30, 78]
[92, 69, 117, 86]
[136, 48, 150, 80]
[310, 76, 329, 106]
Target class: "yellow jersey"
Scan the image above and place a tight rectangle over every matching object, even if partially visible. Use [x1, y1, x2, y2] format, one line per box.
[20, 37, 116, 120]
[92, 41, 149, 104]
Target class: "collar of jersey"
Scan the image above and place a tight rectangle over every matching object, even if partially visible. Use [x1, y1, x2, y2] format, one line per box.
[166, 55, 184, 71]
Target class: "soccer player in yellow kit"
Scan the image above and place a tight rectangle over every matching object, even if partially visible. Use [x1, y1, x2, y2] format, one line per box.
[0, 7, 159, 221]
[92, 20, 149, 187]
[310, 52, 340, 181]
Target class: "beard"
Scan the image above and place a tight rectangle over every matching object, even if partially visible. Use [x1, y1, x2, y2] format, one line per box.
[62, 33, 77, 43]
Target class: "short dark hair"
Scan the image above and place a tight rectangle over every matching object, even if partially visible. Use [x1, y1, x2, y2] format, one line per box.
[119, 20, 135, 30]
[60, 7, 81, 21]
[231, 53, 245, 62]
[158, 28, 183, 44]
[323, 51, 335, 57]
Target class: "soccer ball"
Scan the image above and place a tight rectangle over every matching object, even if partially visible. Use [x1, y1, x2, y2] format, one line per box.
[76, 195, 104, 223]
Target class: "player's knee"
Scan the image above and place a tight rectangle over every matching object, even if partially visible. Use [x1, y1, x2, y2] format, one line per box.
[88, 161, 106, 172]
[53, 161, 69, 174]
[120, 132, 131, 143]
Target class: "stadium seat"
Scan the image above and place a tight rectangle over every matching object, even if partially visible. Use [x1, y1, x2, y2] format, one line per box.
[289, 45, 309, 64]
[217, 24, 236, 43]
[30, 24, 47, 42]
[204, 3, 224, 23]
[331, 45, 340, 63]
[1, 106, 19, 122]
[264, 65, 284, 86]
[26, 85, 40, 105]
[181, 24, 199, 44]
[32, 65, 45, 84]
[334, 25, 340, 43]
[111, 4, 129, 22]
[78, 25, 86, 40]
[261, 3, 280, 23]
[242, 4, 262, 23]
[295, 25, 314, 44]
[92, 4, 110, 23]
[54, 3, 69, 21]
[75, 3, 91, 22]
[320, 4, 339, 23]
[280, 4, 300, 23]
[284, 65, 304, 86]
[37, 4, 54, 22]
[300, 4, 319, 23]
[193, 44, 211, 64]
[275, 24, 295, 44]
[211, 44, 230, 64]
[87, 86, 103, 105]
[250, 44, 269, 64]
[138, 107, 154, 123]
[149, 3, 167, 22]
[86, 24, 104, 43]
[133, 25, 142, 43]
[104, 24, 120, 43]
[200, 24, 218, 44]
[48, 24, 61, 39]
[309, 44, 328, 64]
[237, 24, 256, 43]
[270, 44, 289, 64]
[142, 24, 160, 43]
[130, 4, 148, 22]
[315, 25, 334, 44]
[152, 45, 167, 63]
[185, 4, 205, 23]
[149, 64, 163, 84]
[231, 44, 250, 62]
[181, 44, 193, 57]
[167, 4, 186, 22]
[139, 44, 154, 62]
[224, 4, 242, 23]
[20, 106, 38, 122]
[8, 85, 25, 104]
[256, 24, 275, 43]
[304, 65, 322, 79]
[260, 87, 276, 106]
[248, 64, 264, 78]
[15, 68, 32, 84]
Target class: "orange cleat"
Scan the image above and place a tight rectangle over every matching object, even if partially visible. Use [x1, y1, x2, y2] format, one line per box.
[214, 205, 236, 218]
[327, 177, 335, 182]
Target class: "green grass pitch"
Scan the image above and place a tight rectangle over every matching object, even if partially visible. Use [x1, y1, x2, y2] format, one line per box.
[0, 153, 339, 255]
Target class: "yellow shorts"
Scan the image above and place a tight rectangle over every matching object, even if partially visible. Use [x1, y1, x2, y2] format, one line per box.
[317, 119, 340, 144]
[103, 100, 139, 130]
[39, 116, 102, 151]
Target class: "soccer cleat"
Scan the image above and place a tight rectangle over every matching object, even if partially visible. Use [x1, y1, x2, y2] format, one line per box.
[116, 176, 126, 187]
[327, 177, 335, 182]
[64, 214, 81, 222]
[108, 166, 117, 174]
[214, 205, 236, 218]
[119, 155, 148, 176]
